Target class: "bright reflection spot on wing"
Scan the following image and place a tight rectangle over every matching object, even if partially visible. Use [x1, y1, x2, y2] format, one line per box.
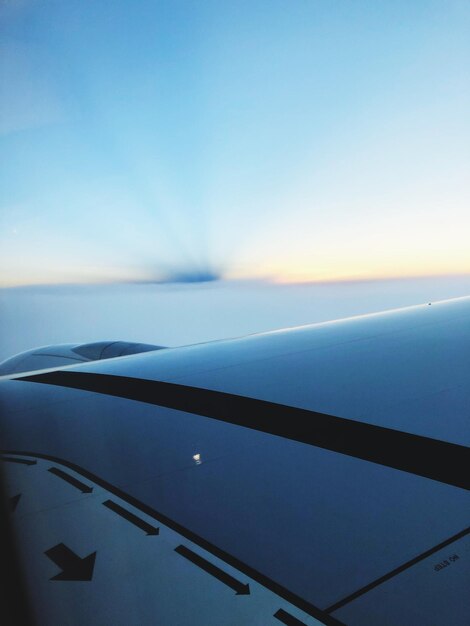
[192, 453, 201, 465]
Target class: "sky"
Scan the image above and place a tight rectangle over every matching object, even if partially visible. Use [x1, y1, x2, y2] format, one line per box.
[1, 0, 469, 287]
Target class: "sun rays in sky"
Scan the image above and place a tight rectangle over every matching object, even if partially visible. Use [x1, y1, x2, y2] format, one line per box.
[1, 1, 469, 287]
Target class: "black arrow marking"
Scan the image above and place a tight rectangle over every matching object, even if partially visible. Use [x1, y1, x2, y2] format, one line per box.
[175, 544, 250, 595]
[103, 499, 159, 535]
[274, 609, 307, 625]
[9, 494, 21, 512]
[1, 456, 37, 466]
[45, 543, 96, 581]
[48, 467, 93, 493]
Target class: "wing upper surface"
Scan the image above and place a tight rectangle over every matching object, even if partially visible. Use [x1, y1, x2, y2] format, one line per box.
[14, 295, 470, 443]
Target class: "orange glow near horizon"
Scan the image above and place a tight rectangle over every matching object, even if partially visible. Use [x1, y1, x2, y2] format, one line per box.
[227, 253, 470, 286]
[2, 263, 470, 289]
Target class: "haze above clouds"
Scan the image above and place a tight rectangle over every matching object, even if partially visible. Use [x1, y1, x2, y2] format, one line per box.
[2, 275, 470, 361]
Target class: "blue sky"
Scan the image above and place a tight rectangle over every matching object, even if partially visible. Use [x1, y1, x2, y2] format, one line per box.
[1, 0, 469, 286]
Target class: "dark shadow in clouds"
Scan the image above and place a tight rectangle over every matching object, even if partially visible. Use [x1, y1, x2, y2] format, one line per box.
[161, 270, 221, 284]
[135, 262, 224, 285]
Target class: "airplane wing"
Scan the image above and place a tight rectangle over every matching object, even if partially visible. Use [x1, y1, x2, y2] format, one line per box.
[1, 297, 469, 626]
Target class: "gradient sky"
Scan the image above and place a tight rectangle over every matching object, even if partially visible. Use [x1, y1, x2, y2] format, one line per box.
[1, 0, 469, 286]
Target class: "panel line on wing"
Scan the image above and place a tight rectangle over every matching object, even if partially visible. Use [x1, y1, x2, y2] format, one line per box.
[325, 525, 470, 614]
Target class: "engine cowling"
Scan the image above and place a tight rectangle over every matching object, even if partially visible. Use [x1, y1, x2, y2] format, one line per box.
[0, 341, 165, 376]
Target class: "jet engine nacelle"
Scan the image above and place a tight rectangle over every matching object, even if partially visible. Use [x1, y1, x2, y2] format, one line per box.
[0, 341, 165, 376]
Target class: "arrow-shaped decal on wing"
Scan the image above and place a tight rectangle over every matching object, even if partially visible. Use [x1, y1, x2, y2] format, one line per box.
[175, 544, 250, 595]
[45, 543, 97, 581]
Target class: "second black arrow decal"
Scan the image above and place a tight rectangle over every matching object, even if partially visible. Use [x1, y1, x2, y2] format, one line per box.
[103, 499, 159, 535]
[48, 467, 93, 493]
[45, 543, 96, 581]
[175, 544, 250, 595]
[274, 608, 307, 625]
